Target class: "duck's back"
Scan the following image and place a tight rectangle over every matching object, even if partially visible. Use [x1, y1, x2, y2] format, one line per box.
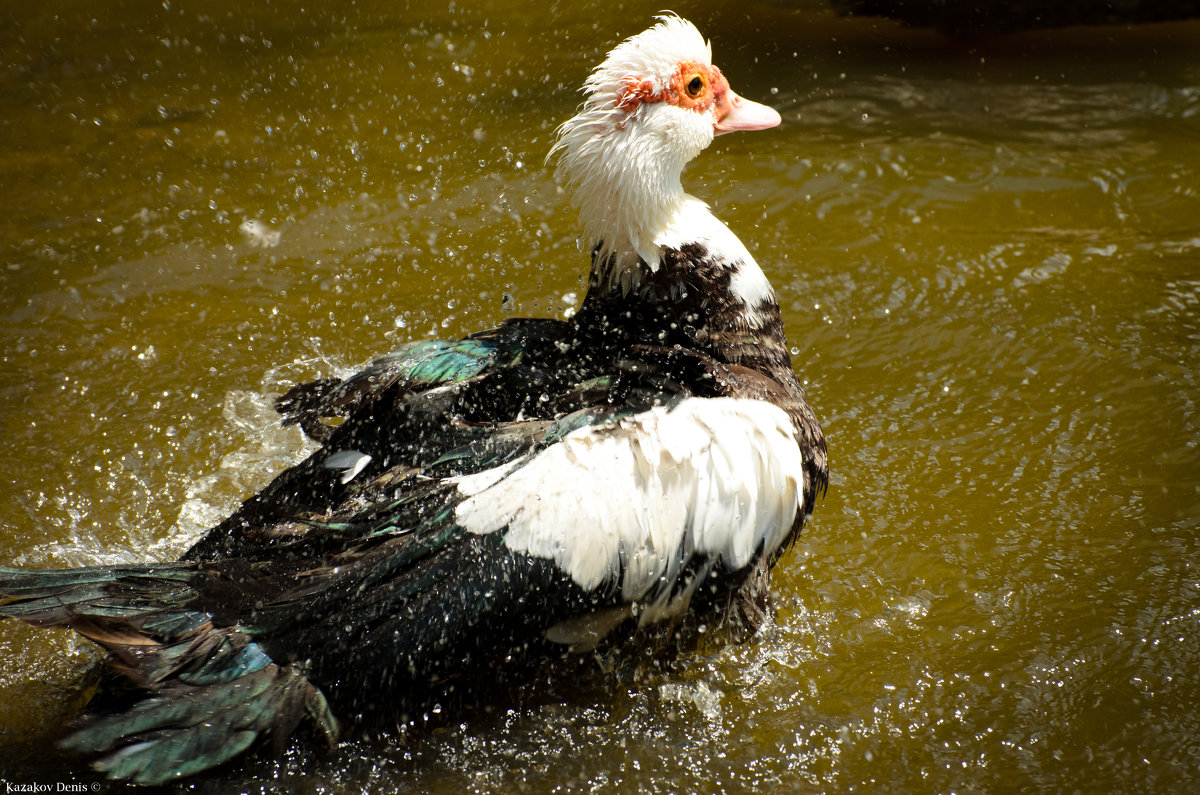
[178, 307, 810, 707]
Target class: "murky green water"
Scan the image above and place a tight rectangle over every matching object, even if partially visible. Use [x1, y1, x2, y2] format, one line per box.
[2, 1, 1199, 791]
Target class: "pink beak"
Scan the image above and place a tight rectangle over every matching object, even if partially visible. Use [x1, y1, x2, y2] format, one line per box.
[714, 89, 782, 135]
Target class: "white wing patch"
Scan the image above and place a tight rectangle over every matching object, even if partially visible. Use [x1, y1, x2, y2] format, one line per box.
[452, 397, 805, 604]
[324, 449, 372, 484]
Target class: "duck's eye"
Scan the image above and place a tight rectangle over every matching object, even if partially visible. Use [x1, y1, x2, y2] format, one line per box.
[686, 75, 705, 97]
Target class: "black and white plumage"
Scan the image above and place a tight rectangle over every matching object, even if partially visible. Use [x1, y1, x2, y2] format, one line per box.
[0, 15, 827, 785]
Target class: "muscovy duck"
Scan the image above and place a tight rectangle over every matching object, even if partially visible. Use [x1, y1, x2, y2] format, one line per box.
[0, 14, 826, 785]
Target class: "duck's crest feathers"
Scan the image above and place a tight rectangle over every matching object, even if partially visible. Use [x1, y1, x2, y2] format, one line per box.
[550, 15, 716, 278]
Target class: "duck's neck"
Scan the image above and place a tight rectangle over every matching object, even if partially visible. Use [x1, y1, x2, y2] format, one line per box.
[569, 151, 692, 290]
[577, 198, 795, 383]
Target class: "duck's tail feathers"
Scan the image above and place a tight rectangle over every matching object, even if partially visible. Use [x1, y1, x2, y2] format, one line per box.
[0, 564, 338, 785]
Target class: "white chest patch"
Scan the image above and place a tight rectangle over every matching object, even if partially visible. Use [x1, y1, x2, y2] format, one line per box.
[452, 397, 805, 604]
[656, 198, 775, 308]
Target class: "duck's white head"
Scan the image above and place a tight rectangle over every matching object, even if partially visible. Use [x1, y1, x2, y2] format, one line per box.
[551, 15, 780, 293]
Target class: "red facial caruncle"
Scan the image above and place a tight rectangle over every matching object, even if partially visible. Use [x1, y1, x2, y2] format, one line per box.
[615, 60, 779, 135]
[617, 61, 729, 116]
